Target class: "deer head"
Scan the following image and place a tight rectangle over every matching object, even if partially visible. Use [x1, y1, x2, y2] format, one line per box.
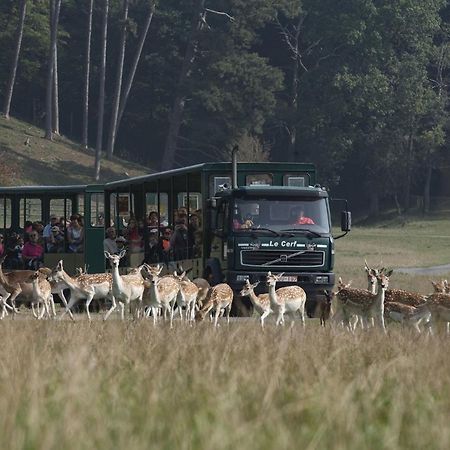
[240, 280, 259, 297]
[104, 250, 126, 269]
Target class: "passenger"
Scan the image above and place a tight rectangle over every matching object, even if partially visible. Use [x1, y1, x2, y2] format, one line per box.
[170, 219, 193, 261]
[32, 221, 45, 246]
[159, 227, 172, 264]
[0, 234, 4, 258]
[4, 233, 23, 269]
[125, 218, 143, 253]
[22, 231, 44, 269]
[147, 211, 159, 228]
[104, 227, 118, 254]
[67, 214, 84, 253]
[293, 208, 315, 225]
[24, 221, 33, 236]
[145, 228, 160, 264]
[43, 215, 60, 243]
[47, 226, 65, 253]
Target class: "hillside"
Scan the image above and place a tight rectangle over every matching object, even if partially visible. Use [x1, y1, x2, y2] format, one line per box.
[0, 117, 151, 186]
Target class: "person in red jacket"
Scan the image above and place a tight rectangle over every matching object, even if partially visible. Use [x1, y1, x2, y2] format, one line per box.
[22, 231, 44, 269]
[293, 209, 315, 225]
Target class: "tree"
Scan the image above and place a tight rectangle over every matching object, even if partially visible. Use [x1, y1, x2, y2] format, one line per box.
[82, 0, 94, 149]
[52, 42, 59, 134]
[3, 0, 27, 119]
[106, 0, 129, 160]
[45, 0, 62, 141]
[95, 0, 109, 180]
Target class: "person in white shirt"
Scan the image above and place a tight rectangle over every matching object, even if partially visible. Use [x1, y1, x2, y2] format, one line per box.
[103, 227, 118, 254]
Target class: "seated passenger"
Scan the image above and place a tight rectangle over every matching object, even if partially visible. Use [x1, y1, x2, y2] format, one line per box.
[43, 215, 60, 244]
[170, 220, 193, 261]
[0, 234, 4, 258]
[47, 226, 65, 253]
[4, 233, 23, 269]
[124, 218, 143, 253]
[147, 211, 159, 229]
[67, 214, 84, 253]
[293, 208, 315, 225]
[104, 227, 118, 254]
[22, 231, 44, 269]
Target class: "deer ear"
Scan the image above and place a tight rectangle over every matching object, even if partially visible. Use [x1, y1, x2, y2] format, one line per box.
[119, 249, 127, 259]
[364, 260, 370, 272]
[252, 281, 260, 289]
[57, 260, 63, 271]
[385, 269, 393, 277]
[267, 271, 272, 277]
[181, 271, 186, 279]
[104, 251, 111, 259]
[277, 272, 285, 279]
[338, 276, 343, 283]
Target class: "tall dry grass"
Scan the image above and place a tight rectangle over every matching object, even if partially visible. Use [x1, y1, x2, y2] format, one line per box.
[1, 320, 450, 450]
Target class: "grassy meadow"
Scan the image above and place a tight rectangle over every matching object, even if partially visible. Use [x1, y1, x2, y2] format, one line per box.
[1, 214, 450, 449]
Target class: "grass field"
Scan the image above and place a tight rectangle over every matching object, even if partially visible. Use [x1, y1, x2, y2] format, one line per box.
[1, 215, 450, 449]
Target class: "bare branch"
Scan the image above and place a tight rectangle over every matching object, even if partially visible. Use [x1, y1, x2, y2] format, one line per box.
[204, 8, 235, 22]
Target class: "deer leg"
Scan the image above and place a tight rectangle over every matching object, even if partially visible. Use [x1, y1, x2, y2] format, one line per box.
[119, 301, 125, 320]
[213, 307, 221, 327]
[85, 293, 95, 321]
[104, 297, 117, 321]
[374, 313, 387, 333]
[260, 309, 271, 328]
[61, 295, 79, 321]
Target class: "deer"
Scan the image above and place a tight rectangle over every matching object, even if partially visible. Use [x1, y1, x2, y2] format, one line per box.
[239, 280, 272, 328]
[192, 277, 210, 310]
[424, 293, 450, 334]
[50, 260, 112, 320]
[104, 251, 147, 321]
[335, 269, 392, 333]
[195, 283, 234, 327]
[317, 290, 333, 327]
[384, 301, 430, 333]
[143, 265, 180, 326]
[266, 272, 306, 327]
[173, 271, 199, 322]
[27, 270, 55, 319]
[431, 279, 449, 294]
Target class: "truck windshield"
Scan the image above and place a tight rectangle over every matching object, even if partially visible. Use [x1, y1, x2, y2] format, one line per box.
[232, 197, 330, 235]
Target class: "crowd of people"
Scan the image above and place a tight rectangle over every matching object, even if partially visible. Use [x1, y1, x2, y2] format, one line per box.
[0, 214, 85, 270]
[103, 208, 203, 266]
[0, 207, 203, 270]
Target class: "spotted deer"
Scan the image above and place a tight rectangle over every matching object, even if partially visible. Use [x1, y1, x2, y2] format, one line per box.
[173, 271, 199, 322]
[266, 272, 306, 327]
[384, 301, 430, 333]
[104, 251, 146, 320]
[239, 280, 272, 327]
[27, 271, 55, 319]
[336, 269, 392, 332]
[50, 260, 112, 320]
[425, 293, 450, 334]
[195, 283, 234, 327]
[431, 279, 449, 294]
[143, 265, 179, 326]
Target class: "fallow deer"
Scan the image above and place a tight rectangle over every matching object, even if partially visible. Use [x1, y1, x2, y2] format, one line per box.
[143, 265, 180, 326]
[317, 290, 333, 327]
[266, 272, 306, 327]
[195, 283, 233, 327]
[28, 271, 54, 319]
[104, 251, 146, 320]
[239, 280, 272, 327]
[384, 301, 430, 333]
[50, 260, 112, 320]
[173, 271, 199, 322]
[336, 269, 392, 332]
[425, 293, 450, 334]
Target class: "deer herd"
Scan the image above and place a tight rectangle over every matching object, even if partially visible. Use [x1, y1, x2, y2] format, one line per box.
[0, 252, 449, 334]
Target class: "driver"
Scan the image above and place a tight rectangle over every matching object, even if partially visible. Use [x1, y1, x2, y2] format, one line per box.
[293, 208, 315, 225]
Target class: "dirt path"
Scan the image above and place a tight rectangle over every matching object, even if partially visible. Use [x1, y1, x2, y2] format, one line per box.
[395, 263, 450, 276]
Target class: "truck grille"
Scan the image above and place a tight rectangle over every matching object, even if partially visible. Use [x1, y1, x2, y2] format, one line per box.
[240, 250, 324, 268]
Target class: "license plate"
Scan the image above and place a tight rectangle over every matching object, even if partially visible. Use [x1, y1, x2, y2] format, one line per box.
[278, 276, 297, 282]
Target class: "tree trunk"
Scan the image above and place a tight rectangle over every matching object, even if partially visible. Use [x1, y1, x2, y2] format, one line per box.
[162, 0, 205, 171]
[45, 0, 61, 141]
[424, 159, 432, 214]
[403, 129, 414, 211]
[52, 42, 60, 135]
[288, 55, 299, 162]
[106, 0, 129, 160]
[116, 1, 155, 130]
[95, 0, 109, 180]
[82, 0, 94, 149]
[3, 0, 27, 119]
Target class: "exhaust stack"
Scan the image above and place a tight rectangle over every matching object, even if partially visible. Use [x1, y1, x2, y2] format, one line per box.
[232, 145, 239, 189]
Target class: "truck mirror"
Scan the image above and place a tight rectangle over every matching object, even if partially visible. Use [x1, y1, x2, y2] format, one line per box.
[341, 211, 351, 232]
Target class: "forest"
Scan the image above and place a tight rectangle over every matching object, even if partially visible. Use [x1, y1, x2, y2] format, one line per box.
[1, 0, 450, 216]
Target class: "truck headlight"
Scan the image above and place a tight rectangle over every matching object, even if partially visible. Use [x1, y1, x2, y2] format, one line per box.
[315, 276, 329, 284]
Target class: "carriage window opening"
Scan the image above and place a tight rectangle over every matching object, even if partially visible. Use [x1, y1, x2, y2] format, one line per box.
[146, 192, 168, 226]
[77, 194, 85, 217]
[110, 193, 133, 228]
[283, 174, 308, 187]
[19, 198, 42, 228]
[50, 198, 72, 223]
[245, 174, 273, 186]
[90, 193, 105, 227]
[0, 198, 12, 229]
[177, 192, 202, 211]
